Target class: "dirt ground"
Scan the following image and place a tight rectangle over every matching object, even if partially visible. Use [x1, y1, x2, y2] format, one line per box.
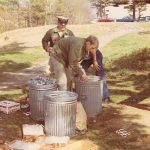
[0, 23, 150, 150]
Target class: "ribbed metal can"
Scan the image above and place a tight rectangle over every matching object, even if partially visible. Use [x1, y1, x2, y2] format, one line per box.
[28, 78, 57, 121]
[44, 91, 78, 136]
[75, 76, 103, 117]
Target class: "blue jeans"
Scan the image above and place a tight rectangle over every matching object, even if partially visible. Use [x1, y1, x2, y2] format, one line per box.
[81, 50, 109, 100]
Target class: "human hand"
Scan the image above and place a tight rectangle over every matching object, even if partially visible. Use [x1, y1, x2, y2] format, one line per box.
[47, 47, 53, 53]
[80, 73, 88, 81]
[93, 61, 100, 71]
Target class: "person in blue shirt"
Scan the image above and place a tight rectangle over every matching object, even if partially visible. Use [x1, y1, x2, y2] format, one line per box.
[80, 49, 110, 102]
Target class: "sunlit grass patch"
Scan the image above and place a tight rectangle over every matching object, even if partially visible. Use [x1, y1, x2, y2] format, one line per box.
[110, 95, 130, 103]
[139, 22, 150, 29]
[0, 88, 23, 101]
[103, 32, 150, 59]
[0, 46, 48, 73]
[0, 46, 47, 64]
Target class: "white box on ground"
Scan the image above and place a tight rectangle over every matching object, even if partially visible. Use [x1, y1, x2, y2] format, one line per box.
[23, 124, 45, 136]
[0, 100, 20, 114]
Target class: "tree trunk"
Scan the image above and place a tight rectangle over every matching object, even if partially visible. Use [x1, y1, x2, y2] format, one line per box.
[132, 0, 136, 21]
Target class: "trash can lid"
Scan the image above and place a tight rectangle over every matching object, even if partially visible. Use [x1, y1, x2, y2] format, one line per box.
[44, 91, 78, 102]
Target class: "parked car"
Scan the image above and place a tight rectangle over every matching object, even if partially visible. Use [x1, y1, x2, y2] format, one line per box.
[116, 16, 134, 22]
[97, 18, 114, 22]
[138, 17, 146, 22]
[145, 16, 150, 21]
[138, 16, 150, 22]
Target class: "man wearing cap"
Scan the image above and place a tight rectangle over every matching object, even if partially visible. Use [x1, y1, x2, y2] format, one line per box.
[42, 16, 74, 75]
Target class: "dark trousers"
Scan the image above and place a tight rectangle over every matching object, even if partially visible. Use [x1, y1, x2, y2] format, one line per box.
[81, 50, 109, 100]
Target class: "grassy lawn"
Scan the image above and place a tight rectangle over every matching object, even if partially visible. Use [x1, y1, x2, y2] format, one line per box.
[0, 89, 22, 100]
[102, 29, 150, 104]
[0, 46, 47, 73]
[103, 31, 150, 59]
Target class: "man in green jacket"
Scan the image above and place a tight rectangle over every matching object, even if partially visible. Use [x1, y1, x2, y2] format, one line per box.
[47, 35, 99, 90]
[42, 16, 74, 74]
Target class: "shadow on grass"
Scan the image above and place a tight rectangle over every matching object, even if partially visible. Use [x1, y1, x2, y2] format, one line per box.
[84, 105, 150, 150]
[112, 48, 150, 71]
[138, 31, 150, 35]
[0, 60, 31, 73]
[129, 73, 150, 91]
[106, 48, 150, 111]
[0, 42, 32, 73]
[0, 42, 31, 54]
[121, 73, 150, 111]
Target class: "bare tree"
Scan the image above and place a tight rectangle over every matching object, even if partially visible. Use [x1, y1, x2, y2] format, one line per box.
[67, 0, 92, 23]
[124, 0, 146, 20]
[90, 0, 111, 18]
[136, 2, 147, 19]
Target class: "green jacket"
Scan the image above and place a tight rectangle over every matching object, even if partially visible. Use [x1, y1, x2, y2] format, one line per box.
[42, 27, 74, 51]
[52, 37, 87, 77]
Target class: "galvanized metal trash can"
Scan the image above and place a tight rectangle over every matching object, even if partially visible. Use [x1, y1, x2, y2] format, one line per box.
[28, 77, 57, 121]
[75, 76, 103, 117]
[44, 91, 78, 136]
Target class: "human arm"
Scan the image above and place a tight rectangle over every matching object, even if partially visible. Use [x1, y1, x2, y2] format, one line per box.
[90, 50, 100, 71]
[80, 72, 88, 81]
[42, 30, 52, 52]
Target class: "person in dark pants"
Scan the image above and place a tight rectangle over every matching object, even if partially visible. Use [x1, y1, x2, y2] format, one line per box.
[80, 49, 110, 102]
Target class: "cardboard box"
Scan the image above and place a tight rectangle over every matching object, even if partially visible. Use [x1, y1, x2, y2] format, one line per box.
[22, 124, 45, 141]
[0, 101, 20, 114]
